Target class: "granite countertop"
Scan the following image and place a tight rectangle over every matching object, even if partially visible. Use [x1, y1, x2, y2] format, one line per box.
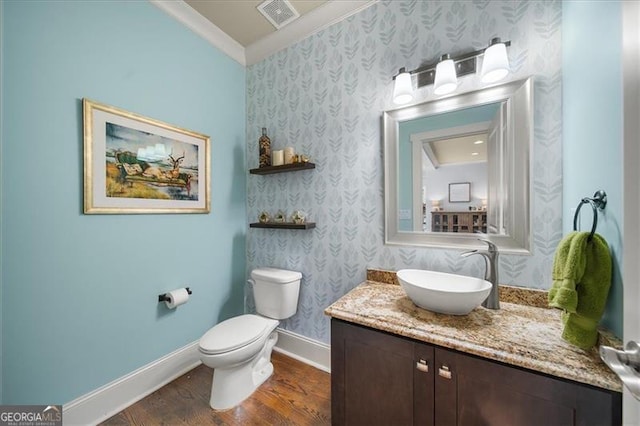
[324, 275, 622, 393]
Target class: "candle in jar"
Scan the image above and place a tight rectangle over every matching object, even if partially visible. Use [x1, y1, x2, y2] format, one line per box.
[272, 150, 284, 166]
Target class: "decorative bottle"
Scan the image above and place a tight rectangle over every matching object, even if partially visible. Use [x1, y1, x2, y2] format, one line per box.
[259, 127, 271, 168]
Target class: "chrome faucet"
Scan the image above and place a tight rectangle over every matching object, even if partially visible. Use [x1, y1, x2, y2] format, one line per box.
[460, 239, 500, 310]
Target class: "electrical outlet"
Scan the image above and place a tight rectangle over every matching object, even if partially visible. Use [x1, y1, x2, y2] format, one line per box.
[399, 209, 412, 220]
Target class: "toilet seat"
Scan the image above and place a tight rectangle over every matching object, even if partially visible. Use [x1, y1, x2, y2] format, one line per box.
[199, 314, 277, 355]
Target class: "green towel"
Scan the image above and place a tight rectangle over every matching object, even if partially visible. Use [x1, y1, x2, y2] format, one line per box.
[548, 231, 612, 349]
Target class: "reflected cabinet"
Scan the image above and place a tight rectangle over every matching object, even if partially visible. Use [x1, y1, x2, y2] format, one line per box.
[431, 211, 486, 233]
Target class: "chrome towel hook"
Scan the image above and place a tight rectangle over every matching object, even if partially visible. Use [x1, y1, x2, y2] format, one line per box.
[573, 190, 607, 242]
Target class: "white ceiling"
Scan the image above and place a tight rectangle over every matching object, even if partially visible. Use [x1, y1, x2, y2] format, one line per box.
[184, 0, 328, 47]
[430, 133, 488, 165]
[151, 0, 376, 66]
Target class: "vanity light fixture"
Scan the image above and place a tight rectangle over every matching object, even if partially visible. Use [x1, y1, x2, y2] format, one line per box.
[433, 54, 458, 95]
[392, 67, 414, 105]
[391, 38, 511, 105]
[474, 140, 484, 145]
[480, 38, 510, 83]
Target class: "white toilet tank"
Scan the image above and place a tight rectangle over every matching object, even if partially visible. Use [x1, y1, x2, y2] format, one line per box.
[251, 267, 302, 319]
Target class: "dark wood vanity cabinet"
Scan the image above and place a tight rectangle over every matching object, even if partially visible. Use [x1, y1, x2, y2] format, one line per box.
[331, 319, 621, 426]
[331, 317, 434, 425]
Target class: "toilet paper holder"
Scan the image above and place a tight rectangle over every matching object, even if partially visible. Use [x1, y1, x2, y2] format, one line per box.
[158, 287, 192, 302]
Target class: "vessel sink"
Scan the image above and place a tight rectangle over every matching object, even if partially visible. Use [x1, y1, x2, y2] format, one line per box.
[396, 269, 492, 315]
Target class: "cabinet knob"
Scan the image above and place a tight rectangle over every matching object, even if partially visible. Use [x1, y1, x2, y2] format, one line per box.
[416, 359, 429, 373]
[438, 365, 452, 379]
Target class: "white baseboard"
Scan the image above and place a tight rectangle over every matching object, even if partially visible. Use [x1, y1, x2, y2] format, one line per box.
[274, 328, 331, 373]
[63, 341, 201, 426]
[62, 330, 330, 425]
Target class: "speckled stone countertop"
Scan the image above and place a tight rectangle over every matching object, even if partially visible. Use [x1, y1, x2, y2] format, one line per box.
[325, 272, 622, 393]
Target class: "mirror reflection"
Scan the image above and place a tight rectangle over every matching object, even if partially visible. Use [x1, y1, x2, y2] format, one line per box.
[383, 78, 532, 253]
[398, 102, 504, 234]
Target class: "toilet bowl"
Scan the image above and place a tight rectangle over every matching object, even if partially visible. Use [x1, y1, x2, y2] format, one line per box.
[198, 268, 302, 410]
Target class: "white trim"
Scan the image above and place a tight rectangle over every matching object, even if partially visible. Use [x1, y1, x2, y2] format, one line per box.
[409, 121, 492, 146]
[150, 0, 377, 67]
[245, 0, 377, 65]
[63, 341, 201, 426]
[623, 0, 640, 422]
[274, 328, 331, 373]
[149, 0, 246, 66]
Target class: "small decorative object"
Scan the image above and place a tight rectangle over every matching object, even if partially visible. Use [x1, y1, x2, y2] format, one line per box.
[272, 150, 284, 166]
[291, 210, 306, 224]
[274, 210, 286, 223]
[83, 98, 210, 214]
[431, 199, 441, 212]
[258, 211, 270, 223]
[259, 127, 271, 168]
[284, 147, 295, 164]
[300, 154, 310, 163]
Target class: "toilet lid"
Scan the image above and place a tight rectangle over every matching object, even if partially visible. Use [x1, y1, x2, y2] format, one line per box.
[199, 314, 275, 355]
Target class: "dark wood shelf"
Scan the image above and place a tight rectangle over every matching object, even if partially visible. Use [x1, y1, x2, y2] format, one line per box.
[249, 162, 315, 175]
[249, 222, 316, 230]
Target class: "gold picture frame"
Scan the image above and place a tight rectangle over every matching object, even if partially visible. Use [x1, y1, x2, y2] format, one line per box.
[83, 99, 210, 214]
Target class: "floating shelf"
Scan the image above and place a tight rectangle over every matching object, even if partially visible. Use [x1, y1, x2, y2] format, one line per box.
[249, 222, 316, 230]
[249, 162, 316, 175]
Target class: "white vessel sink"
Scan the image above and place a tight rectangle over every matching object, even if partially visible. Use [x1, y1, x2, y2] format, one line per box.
[397, 269, 492, 315]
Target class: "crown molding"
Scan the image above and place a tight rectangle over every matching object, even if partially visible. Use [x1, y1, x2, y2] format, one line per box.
[245, 0, 377, 66]
[149, 0, 246, 66]
[150, 0, 378, 67]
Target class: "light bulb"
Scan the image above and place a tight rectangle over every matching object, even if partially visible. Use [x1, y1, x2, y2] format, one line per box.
[481, 38, 510, 84]
[392, 68, 413, 105]
[434, 55, 457, 95]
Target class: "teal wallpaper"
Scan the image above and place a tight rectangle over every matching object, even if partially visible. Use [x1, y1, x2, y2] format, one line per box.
[246, 0, 563, 344]
[1, 1, 246, 404]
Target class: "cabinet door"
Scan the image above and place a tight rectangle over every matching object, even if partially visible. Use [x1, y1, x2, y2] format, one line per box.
[441, 347, 622, 426]
[331, 319, 434, 426]
[434, 348, 458, 426]
[414, 341, 435, 426]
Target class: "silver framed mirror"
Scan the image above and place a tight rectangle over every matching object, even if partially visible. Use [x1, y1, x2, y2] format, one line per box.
[383, 78, 533, 254]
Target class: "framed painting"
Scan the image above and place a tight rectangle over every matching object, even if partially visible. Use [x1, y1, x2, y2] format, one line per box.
[83, 99, 210, 214]
[449, 182, 471, 203]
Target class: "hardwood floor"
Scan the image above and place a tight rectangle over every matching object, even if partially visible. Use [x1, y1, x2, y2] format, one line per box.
[101, 352, 331, 426]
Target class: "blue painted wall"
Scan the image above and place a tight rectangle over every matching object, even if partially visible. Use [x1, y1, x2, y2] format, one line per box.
[1, 1, 246, 404]
[563, 1, 623, 336]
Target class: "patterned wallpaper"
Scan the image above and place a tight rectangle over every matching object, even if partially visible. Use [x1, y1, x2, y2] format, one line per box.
[246, 0, 562, 343]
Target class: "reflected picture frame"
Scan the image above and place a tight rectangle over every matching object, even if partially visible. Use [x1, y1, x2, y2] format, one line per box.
[83, 99, 210, 214]
[449, 182, 471, 203]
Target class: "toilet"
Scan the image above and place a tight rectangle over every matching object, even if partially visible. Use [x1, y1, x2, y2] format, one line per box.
[198, 267, 302, 410]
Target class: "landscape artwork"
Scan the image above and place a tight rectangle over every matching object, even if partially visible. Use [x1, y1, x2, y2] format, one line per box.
[106, 122, 199, 201]
[83, 98, 210, 214]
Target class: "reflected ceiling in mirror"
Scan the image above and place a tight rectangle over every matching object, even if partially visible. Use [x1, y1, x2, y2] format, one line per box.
[383, 78, 533, 254]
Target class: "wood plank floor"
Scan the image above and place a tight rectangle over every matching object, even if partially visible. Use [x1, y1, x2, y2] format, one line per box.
[101, 352, 331, 426]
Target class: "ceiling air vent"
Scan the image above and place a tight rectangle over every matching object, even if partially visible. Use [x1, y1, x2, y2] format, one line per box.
[257, 0, 300, 30]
